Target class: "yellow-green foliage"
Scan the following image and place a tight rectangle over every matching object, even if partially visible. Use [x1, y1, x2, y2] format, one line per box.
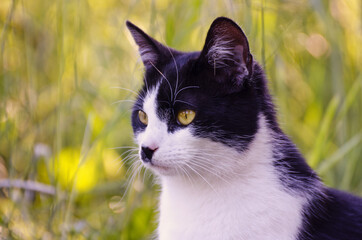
[0, 0, 361, 239]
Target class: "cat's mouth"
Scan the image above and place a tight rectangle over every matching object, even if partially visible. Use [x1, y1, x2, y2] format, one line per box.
[144, 161, 174, 175]
[150, 162, 169, 170]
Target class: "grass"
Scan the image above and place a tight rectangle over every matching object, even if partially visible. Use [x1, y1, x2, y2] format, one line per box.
[0, 0, 361, 239]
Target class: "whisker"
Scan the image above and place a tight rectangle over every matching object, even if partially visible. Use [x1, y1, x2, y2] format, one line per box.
[178, 165, 195, 189]
[173, 100, 197, 108]
[183, 162, 218, 194]
[108, 146, 138, 150]
[110, 86, 138, 96]
[122, 153, 139, 166]
[172, 148, 234, 159]
[121, 161, 143, 201]
[149, 61, 173, 102]
[174, 86, 200, 100]
[112, 99, 136, 105]
[166, 47, 179, 101]
[187, 160, 232, 185]
[117, 154, 139, 174]
[142, 166, 151, 184]
[118, 149, 138, 160]
[118, 159, 138, 174]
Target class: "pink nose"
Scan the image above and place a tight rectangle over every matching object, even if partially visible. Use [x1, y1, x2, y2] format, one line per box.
[147, 144, 159, 151]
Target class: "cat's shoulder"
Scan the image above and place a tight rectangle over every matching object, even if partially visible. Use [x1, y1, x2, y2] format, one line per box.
[300, 188, 362, 240]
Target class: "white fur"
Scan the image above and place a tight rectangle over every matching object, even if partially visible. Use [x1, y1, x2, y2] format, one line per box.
[137, 85, 167, 151]
[207, 37, 235, 68]
[135, 89, 306, 240]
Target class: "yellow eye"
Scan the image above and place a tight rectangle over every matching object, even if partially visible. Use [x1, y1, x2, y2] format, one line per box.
[138, 110, 148, 125]
[177, 110, 196, 126]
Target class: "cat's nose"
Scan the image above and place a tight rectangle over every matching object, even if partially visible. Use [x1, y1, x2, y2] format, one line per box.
[141, 146, 158, 163]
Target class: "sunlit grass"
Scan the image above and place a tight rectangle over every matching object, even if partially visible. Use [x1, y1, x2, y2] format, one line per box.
[0, 0, 361, 239]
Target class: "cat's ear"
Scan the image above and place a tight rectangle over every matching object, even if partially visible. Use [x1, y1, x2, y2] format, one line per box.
[126, 21, 166, 68]
[199, 17, 253, 86]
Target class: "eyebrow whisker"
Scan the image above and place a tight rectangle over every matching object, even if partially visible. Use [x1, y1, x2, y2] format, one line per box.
[174, 100, 197, 108]
[174, 86, 200, 101]
[150, 61, 174, 102]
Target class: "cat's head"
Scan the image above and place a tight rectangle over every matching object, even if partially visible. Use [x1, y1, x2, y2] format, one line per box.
[126, 17, 274, 178]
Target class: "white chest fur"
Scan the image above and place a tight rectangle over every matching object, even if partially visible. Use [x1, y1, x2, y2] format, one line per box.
[158, 174, 304, 240]
[157, 118, 306, 240]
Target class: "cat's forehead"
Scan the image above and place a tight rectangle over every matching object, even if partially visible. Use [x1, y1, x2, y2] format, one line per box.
[148, 52, 198, 83]
[144, 53, 200, 102]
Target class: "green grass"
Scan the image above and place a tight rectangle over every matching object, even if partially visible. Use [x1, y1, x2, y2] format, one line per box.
[0, 0, 361, 239]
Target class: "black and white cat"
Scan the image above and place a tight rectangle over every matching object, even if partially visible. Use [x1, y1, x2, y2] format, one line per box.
[126, 17, 362, 240]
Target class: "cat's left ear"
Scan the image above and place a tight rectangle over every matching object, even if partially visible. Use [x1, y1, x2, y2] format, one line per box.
[198, 17, 253, 86]
[126, 21, 168, 68]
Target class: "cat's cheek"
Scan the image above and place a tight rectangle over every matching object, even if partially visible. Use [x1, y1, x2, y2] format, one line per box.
[143, 129, 195, 176]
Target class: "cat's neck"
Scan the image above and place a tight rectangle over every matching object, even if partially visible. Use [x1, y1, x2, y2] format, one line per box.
[157, 115, 320, 240]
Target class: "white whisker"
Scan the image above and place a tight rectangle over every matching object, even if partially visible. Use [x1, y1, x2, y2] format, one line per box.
[120, 160, 143, 201]
[167, 47, 179, 102]
[183, 162, 218, 195]
[112, 99, 136, 105]
[173, 100, 197, 107]
[108, 146, 138, 150]
[110, 86, 138, 96]
[174, 86, 200, 100]
[149, 61, 173, 102]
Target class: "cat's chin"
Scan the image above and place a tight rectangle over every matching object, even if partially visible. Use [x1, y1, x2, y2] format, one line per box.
[143, 162, 176, 176]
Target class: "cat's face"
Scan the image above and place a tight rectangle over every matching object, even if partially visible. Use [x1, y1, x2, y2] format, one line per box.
[127, 18, 263, 177]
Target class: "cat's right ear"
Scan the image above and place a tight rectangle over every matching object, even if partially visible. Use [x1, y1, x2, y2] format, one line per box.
[126, 21, 166, 68]
[197, 17, 253, 88]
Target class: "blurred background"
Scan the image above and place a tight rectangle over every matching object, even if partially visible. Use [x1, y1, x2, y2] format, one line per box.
[0, 0, 361, 239]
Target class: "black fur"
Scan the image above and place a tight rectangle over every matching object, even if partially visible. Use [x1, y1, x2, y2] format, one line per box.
[298, 188, 362, 240]
[127, 17, 362, 239]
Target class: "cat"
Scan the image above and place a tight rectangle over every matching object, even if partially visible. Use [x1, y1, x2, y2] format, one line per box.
[126, 17, 362, 240]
